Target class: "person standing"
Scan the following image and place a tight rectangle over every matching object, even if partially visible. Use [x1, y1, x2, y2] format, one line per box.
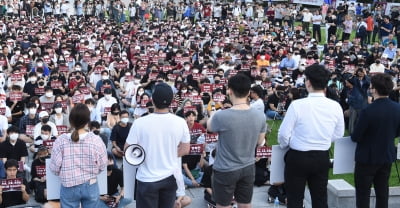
[278, 64, 345, 208]
[50, 104, 108, 208]
[125, 83, 190, 208]
[351, 73, 400, 208]
[207, 74, 267, 208]
[312, 10, 322, 43]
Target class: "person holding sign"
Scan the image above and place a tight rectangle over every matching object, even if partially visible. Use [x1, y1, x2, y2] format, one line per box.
[207, 73, 267, 208]
[30, 146, 50, 203]
[278, 65, 344, 208]
[351, 73, 400, 208]
[50, 104, 108, 208]
[0, 159, 30, 207]
[125, 82, 190, 208]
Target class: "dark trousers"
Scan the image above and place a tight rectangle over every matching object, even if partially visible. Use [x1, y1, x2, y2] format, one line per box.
[284, 149, 330, 208]
[354, 162, 392, 208]
[313, 24, 321, 42]
[303, 22, 310, 33]
[342, 32, 351, 41]
[367, 31, 373, 44]
[136, 175, 177, 208]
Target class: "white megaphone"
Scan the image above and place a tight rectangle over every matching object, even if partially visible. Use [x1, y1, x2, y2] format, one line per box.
[124, 144, 146, 166]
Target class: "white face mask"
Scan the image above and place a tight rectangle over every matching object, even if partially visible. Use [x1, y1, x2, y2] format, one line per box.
[31, 77, 37, 82]
[102, 75, 109, 80]
[45, 92, 53, 98]
[122, 57, 127, 61]
[37, 73, 43, 77]
[184, 66, 190, 71]
[55, 108, 62, 114]
[36, 103, 40, 109]
[105, 94, 112, 100]
[271, 63, 276, 67]
[181, 90, 187, 93]
[192, 92, 199, 96]
[75, 67, 81, 71]
[134, 79, 140, 84]
[121, 118, 129, 124]
[193, 69, 199, 73]
[15, 51, 20, 55]
[138, 91, 144, 96]
[255, 81, 262, 85]
[29, 108, 37, 115]
[29, 51, 34, 56]
[37, 62, 43, 67]
[95, 50, 100, 54]
[9, 133, 18, 141]
[260, 55, 265, 60]
[41, 134, 49, 140]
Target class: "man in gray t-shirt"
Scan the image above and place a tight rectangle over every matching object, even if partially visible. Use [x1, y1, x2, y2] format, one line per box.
[208, 74, 266, 207]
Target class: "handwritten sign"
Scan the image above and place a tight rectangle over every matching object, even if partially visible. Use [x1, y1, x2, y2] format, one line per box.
[26, 125, 34, 137]
[189, 144, 204, 155]
[35, 88, 45, 95]
[50, 81, 62, 88]
[35, 165, 46, 177]
[0, 178, 23, 192]
[205, 133, 218, 143]
[56, 125, 68, 135]
[256, 146, 272, 158]
[190, 95, 202, 105]
[72, 94, 84, 103]
[9, 92, 22, 101]
[43, 140, 55, 149]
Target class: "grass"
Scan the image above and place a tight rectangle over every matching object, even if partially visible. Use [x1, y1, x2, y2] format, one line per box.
[266, 120, 400, 187]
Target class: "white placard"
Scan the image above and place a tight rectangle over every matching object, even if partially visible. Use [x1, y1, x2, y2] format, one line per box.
[333, 137, 357, 174]
[270, 145, 289, 184]
[123, 158, 138, 200]
[46, 159, 107, 200]
[292, 0, 324, 6]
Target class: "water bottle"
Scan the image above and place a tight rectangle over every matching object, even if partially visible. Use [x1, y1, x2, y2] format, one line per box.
[274, 197, 280, 208]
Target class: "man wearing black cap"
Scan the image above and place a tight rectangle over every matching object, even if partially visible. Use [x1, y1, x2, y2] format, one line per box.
[125, 82, 190, 208]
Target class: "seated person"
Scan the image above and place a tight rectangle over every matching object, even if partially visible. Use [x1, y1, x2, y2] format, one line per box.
[174, 159, 192, 208]
[0, 159, 31, 207]
[111, 110, 131, 158]
[0, 126, 28, 164]
[201, 149, 216, 206]
[266, 86, 287, 120]
[30, 125, 56, 156]
[99, 153, 132, 208]
[89, 121, 108, 148]
[33, 111, 58, 140]
[30, 146, 50, 203]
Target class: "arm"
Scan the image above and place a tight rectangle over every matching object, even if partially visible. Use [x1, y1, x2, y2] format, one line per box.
[278, 103, 296, 149]
[257, 132, 266, 146]
[177, 142, 190, 157]
[21, 184, 30, 202]
[351, 109, 368, 142]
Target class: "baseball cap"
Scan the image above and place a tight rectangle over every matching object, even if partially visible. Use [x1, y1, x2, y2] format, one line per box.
[152, 83, 173, 109]
[39, 111, 49, 118]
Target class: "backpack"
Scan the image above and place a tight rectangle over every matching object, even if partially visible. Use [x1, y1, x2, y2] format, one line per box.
[357, 24, 367, 37]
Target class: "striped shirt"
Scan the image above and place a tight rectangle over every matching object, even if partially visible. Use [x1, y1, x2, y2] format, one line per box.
[49, 132, 108, 187]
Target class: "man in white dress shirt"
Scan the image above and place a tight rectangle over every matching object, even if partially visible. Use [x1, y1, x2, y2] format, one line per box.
[278, 64, 345, 208]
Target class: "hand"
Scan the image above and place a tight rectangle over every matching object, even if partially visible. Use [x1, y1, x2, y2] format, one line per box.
[192, 179, 200, 187]
[115, 195, 122, 204]
[21, 184, 26, 193]
[174, 200, 182, 208]
[100, 195, 109, 201]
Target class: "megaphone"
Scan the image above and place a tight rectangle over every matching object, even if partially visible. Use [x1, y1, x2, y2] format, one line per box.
[124, 144, 146, 166]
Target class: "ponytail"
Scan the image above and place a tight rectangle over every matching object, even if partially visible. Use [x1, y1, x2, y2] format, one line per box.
[71, 129, 80, 142]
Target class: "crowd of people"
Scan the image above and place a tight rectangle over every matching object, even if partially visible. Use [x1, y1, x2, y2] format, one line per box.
[0, 0, 398, 207]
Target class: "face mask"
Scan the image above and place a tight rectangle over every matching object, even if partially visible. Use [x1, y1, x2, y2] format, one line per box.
[184, 66, 190, 71]
[41, 134, 49, 140]
[271, 63, 276, 67]
[134, 79, 140, 84]
[31, 77, 37, 82]
[255, 81, 262, 85]
[192, 92, 199, 96]
[75, 67, 81, 71]
[95, 50, 100, 54]
[102, 75, 109, 80]
[138, 91, 144, 96]
[181, 90, 187, 93]
[29, 108, 37, 115]
[29, 51, 34, 56]
[9, 133, 18, 141]
[107, 165, 114, 171]
[42, 117, 49, 123]
[105, 94, 112, 100]
[193, 69, 199, 73]
[37, 73, 43, 78]
[121, 118, 129, 124]
[260, 55, 265, 60]
[55, 108, 62, 114]
[15, 51, 20, 55]
[45, 92, 53, 98]
[122, 57, 127, 61]
[37, 62, 43, 67]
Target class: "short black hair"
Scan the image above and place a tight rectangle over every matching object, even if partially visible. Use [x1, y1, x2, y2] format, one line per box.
[89, 121, 101, 130]
[184, 110, 196, 118]
[7, 125, 19, 134]
[304, 64, 330, 90]
[120, 110, 129, 116]
[228, 73, 251, 98]
[371, 73, 393, 96]
[5, 159, 18, 169]
[41, 124, 51, 132]
[251, 85, 264, 98]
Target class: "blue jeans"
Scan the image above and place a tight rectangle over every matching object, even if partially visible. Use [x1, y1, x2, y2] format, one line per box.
[183, 168, 204, 188]
[60, 181, 100, 208]
[136, 175, 177, 208]
[266, 110, 283, 120]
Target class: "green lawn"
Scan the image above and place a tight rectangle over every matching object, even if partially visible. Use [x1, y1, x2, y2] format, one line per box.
[266, 120, 400, 187]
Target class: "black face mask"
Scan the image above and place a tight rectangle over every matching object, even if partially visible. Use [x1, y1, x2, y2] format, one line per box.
[39, 82, 45, 86]
[52, 76, 58, 80]
[149, 108, 154, 113]
[42, 117, 49, 123]
[93, 130, 100, 135]
[107, 165, 114, 171]
[214, 80, 220, 84]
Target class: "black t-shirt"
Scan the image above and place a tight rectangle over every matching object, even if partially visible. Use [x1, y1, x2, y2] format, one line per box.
[0, 140, 28, 161]
[0, 178, 30, 208]
[182, 155, 201, 170]
[110, 123, 132, 149]
[107, 168, 123, 195]
[23, 81, 38, 98]
[30, 158, 46, 179]
[201, 165, 213, 188]
[6, 99, 24, 120]
[267, 94, 279, 110]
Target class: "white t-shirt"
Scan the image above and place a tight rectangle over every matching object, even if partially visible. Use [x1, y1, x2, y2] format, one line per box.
[0, 115, 8, 135]
[303, 12, 313, 22]
[96, 97, 117, 113]
[126, 113, 190, 182]
[33, 121, 58, 139]
[312, 14, 322, 25]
